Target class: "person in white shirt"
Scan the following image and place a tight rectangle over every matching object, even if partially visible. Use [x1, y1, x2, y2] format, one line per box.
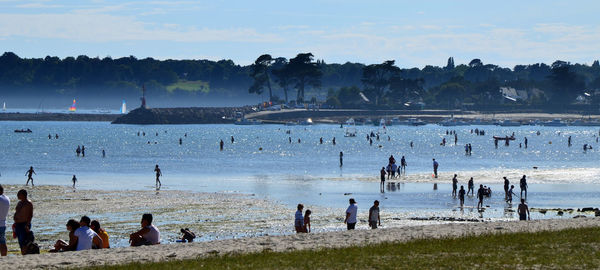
[73, 216, 103, 251]
[344, 198, 358, 230]
[0, 185, 10, 256]
[130, 213, 160, 246]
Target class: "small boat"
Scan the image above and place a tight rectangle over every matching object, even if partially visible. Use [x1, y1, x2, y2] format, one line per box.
[120, 100, 127, 114]
[234, 118, 263, 125]
[2, 102, 5, 111]
[542, 119, 567, 127]
[299, 118, 313, 125]
[14, 129, 32, 133]
[439, 118, 468, 126]
[69, 99, 77, 112]
[499, 119, 521, 127]
[409, 118, 427, 126]
[493, 135, 515, 141]
[345, 118, 355, 125]
[285, 121, 297, 126]
[570, 120, 600, 126]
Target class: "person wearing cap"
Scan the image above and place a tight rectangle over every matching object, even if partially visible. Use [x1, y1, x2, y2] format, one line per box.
[344, 198, 358, 230]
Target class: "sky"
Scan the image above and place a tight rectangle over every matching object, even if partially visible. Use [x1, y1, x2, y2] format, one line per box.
[0, 0, 599, 68]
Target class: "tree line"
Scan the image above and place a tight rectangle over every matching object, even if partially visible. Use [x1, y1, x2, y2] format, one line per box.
[1, 51, 600, 110]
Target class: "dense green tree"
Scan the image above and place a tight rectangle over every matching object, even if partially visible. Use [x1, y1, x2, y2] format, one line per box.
[361, 60, 400, 106]
[249, 54, 274, 101]
[286, 53, 322, 103]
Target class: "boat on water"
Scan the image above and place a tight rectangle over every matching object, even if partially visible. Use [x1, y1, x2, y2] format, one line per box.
[14, 129, 32, 133]
[493, 135, 515, 140]
[234, 118, 263, 125]
[2, 102, 5, 111]
[68, 99, 77, 112]
[570, 119, 600, 126]
[345, 118, 355, 125]
[499, 119, 521, 127]
[299, 118, 314, 125]
[439, 118, 469, 126]
[374, 118, 386, 126]
[542, 119, 567, 127]
[120, 100, 127, 114]
[408, 118, 427, 126]
[285, 121, 297, 126]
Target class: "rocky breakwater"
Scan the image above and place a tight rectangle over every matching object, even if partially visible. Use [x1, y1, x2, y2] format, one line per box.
[112, 107, 254, 125]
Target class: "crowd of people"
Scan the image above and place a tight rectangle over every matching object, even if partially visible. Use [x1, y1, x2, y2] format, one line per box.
[0, 185, 168, 256]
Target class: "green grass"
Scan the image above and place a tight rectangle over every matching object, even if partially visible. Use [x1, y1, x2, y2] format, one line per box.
[89, 227, 600, 269]
[166, 80, 209, 93]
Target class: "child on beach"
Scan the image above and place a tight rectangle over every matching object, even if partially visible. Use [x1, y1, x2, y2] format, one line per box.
[507, 185, 517, 204]
[303, 210, 311, 233]
[295, 204, 304, 233]
[180, 228, 196, 242]
[368, 200, 380, 229]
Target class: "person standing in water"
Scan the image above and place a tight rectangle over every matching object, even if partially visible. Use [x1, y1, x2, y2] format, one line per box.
[524, 137, 528, 148]
[102, 149, 106, 158]
[467, 177, 474, 196]
[400, 156, 406, 175]
[332, 137, 336, 145]
[76, 146, 81, 157]
[154, 165, 162, 189]
[520, 175, 528, 198]
[368, 200, 380, 229]
[231, 136, 234, 144]
[339, 152, 343, 167]
[81, 145, 85, 157]
[451, 174, 458, 197]
[517, 199, 530, 220]
[477, 184, 485, 209]
[506, 185, 516, 203]
[72, 175, 77, 189]
[503, 177, 510, 200]
[432, 159, 439, 178]
[344, 198, 358, 230]
[294, 204, 304, 233]
[25, 166, 36, 186]
[219, 140, 224, 151]
[458, 185, 466, 207]
[380, 167, 386, 191]
[179, 138, 182, 145]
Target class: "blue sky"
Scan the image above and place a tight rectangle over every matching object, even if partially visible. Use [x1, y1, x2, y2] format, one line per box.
[0, 0, 599, 68]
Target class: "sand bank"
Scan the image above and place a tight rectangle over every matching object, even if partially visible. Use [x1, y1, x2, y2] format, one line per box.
[0, 217, 597, 269]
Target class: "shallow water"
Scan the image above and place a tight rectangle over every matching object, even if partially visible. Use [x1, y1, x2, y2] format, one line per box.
[0, 121, 599, 247]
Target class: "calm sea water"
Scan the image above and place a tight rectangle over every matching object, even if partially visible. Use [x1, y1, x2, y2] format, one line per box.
[1, 121, 600, 216]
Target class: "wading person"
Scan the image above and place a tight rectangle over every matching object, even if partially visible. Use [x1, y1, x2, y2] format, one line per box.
[477, 185, 485, 209]
[154, 165, 162, 189]
[25, 166, 36, 186]
[517, 199, 530, 221]
[520, 175, 528, 198]
[432, 159, 439, 178]
[458, 185, 466, 207]
[467, 177, 474, 196]
[452, 174, 458, 197]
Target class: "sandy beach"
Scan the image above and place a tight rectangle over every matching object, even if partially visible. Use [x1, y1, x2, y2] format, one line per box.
[0, 217, 597, 269]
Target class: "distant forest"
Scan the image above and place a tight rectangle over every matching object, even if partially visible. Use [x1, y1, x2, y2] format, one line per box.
[1, 51, 600, 111]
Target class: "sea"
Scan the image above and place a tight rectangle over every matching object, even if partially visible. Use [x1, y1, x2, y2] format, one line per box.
[1, 121, 600, 225]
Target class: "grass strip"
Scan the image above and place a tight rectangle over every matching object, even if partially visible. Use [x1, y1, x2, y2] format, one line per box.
[89, 226, 600, 269]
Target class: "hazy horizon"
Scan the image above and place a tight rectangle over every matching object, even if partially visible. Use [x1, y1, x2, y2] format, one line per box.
[1, 1, 599, 68]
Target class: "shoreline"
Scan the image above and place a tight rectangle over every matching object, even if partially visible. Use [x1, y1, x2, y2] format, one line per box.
[0, 217, 598, 269]
[2, 109, 600, 124]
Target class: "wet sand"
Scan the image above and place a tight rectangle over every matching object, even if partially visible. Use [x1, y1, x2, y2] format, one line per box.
[0, 217, 598, 269]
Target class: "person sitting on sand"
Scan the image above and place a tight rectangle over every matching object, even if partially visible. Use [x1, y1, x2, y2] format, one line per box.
[130, 213, 160, 246]
[180, 228, 196, 242]
[50, 219, 80, 252]
[295, 204, 304, 233]
[74, 216, 103, 251]
[518, 199, 530, 221]
[303, 209, 311, 233]
[90, 220, 109, 248]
